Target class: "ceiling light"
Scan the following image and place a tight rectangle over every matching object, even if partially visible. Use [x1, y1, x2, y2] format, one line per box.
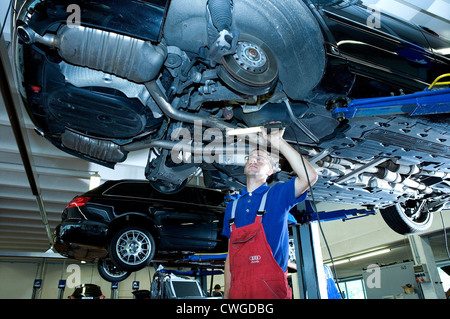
[89, 172, 101, 190]
[349, 249, 391, 261]
[326, 259, 350, 266]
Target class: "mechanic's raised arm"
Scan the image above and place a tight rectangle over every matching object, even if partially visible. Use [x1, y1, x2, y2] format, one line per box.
[263, 128, 318, 198]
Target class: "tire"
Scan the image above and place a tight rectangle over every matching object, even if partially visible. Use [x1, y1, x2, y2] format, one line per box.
[380, 201, 433, 235]
[232, 0, 326, 100]
[97, 258, 131, 282]
[108, 226, 156, 272]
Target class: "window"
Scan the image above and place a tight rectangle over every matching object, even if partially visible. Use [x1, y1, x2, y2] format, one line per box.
[199, 188, 226, 206]
[103, 181, 222, 205]
[104, 181, 153, 198]
[438, 266, 450, 294]
[171, 280, 203, 298]
[338, 278, 366, 299]
[152, 187, 200, 204]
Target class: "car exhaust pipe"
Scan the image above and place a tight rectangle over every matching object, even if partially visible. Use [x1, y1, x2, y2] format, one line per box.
[61, 130, 128, 164]
[17, 25, 58, 47]
[145, 80, 236, 131]
[62, 131, 247, 165]
[122, 134, 248, 159]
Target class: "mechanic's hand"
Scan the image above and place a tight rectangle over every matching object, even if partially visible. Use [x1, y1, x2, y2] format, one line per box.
[261, 121, 285, 149]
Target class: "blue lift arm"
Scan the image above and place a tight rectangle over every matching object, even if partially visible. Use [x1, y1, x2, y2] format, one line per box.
[296, 200, 377, 224]
[332, 74, 450, 120]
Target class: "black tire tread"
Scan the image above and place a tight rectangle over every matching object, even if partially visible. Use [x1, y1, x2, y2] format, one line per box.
[380, 204, 433, 235]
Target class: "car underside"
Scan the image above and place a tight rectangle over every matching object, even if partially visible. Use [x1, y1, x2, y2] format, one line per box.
[12, 0, 450, 235]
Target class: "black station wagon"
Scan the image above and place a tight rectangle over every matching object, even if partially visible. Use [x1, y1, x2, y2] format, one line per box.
[53, 180, 228, 282]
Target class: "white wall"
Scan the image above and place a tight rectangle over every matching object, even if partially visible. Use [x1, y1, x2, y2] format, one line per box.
[316, 202, 450, 260]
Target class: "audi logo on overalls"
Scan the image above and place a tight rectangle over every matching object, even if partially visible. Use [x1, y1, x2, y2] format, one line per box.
[249, 255, 261, 263]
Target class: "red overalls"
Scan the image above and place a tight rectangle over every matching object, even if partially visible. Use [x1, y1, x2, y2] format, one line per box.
[228, 191, 292, 299]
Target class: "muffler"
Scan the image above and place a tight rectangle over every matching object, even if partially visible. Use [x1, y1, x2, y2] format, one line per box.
[17, 24, 167, 83]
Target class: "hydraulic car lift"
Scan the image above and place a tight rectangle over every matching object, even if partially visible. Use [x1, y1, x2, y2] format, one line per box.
[331, 74, 450, 120]
[290, 200, 376, 299]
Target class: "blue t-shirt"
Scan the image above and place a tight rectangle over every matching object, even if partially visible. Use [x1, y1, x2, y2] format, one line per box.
[222, 178, 307, 272]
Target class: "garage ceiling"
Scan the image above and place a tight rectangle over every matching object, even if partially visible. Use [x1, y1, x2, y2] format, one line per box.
[1, 0, 449, 281]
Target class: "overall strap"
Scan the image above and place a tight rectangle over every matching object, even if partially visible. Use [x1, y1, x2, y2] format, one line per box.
[229, 189, 270, 231]
[228, 199, 239, 232]
[257, 190, 269, 214]
[255, 190, 269, 223]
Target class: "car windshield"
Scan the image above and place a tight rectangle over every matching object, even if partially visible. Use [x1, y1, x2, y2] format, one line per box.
[73, 285, 101, 296]
[171, 280, 203, 298]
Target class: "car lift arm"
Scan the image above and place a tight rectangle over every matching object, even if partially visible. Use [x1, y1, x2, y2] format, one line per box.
[332, 74, 450, 120]
[296, 201, 377, 224]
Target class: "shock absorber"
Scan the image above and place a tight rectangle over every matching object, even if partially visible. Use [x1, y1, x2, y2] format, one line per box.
[208, 0, 233, 31]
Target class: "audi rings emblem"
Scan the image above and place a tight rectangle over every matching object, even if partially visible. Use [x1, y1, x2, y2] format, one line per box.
[249, 255, 261, 263]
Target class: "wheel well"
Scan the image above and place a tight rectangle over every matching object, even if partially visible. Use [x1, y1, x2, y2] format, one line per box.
[106, 214, 158, 246]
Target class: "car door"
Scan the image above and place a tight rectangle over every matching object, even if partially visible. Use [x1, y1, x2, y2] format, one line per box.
[319, 1, 437, 92]
[151, 187, 221, 251]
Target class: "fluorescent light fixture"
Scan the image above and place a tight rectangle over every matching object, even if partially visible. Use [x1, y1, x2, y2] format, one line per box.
[349, 249, 391, 261]
[325, 249, 391, 266]
[226, 126, 262, 136]
[326, 259, 350, 267]
[89, 172, 101, 190]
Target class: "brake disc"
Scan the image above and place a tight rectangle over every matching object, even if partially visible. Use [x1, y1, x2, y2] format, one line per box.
[218, 33, 278, 95]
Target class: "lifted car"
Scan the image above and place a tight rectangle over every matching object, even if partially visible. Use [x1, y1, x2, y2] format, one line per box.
[13, 0, 450, 235]
[53, 180, 227, 282]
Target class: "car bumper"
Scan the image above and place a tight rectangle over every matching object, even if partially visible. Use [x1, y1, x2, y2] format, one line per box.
[53, 220, 109, 262]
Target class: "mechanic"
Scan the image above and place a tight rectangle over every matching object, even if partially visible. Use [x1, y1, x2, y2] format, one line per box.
[212, 284, 223, 297]
[222, 128, 318, 299]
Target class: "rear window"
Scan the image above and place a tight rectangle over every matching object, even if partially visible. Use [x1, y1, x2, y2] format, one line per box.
[73, 285, 102, 295]
[104, 182, 153, 197]
[103, 182, 206, 204]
